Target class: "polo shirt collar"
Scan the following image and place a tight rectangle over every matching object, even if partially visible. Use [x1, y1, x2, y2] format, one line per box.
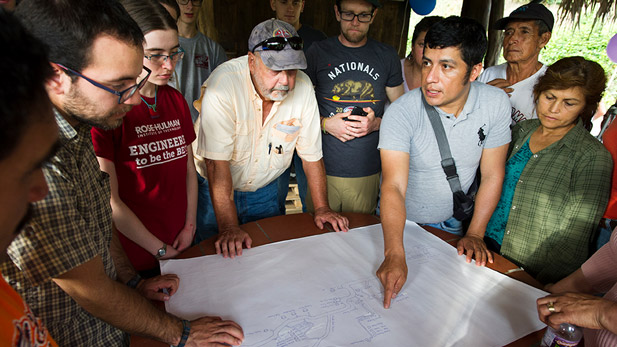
[435, 82, 480, 121]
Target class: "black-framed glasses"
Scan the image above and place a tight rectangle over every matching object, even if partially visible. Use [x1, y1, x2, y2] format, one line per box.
[144, 47, 185, 65]
[177, 0, 201, 5]
[56, 63, 151, 104]
[251, 36, 303, 53]
[339, 10, 374, 23]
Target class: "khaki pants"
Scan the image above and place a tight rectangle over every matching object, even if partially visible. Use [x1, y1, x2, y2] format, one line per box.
[306, 173, 380, 214]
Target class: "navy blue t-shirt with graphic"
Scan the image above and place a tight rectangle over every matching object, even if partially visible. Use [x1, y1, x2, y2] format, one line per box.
[306, 37, 402, 177]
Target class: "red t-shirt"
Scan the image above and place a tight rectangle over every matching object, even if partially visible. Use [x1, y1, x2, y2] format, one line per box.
[92, 85, 196, 271]
[603, 120, 617, 219]
[0, 276, 58, 346]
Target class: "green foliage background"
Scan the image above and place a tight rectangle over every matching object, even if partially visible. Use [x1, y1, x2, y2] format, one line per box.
[535, 11, 617, 108]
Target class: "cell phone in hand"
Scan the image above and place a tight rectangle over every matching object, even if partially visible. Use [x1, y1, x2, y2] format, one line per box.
[343, 106, 368, 121]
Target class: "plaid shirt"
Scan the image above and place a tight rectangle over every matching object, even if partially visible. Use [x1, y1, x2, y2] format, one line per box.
[0, 111, 128, 346]
[500, 119, 613, 284]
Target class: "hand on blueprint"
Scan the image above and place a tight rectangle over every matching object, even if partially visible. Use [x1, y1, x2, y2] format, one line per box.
[537, 292, 613, 332]
[137, 274, 179, 301]
[313, 206, 349, 232]
[456, 235, 493, 266]
[486, 78, 513, 96]
[187, 316, 244, 346]
[345, 107, 378, 138]
[215, 225, 252, 258]
[376, 254, 408, 309]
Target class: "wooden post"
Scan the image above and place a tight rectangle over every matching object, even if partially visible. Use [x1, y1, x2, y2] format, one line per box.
[203, 0, 410, 59]
[197, 0, 218, 41]
[485, 0, 505, 68]
[460, 0, 491, 30]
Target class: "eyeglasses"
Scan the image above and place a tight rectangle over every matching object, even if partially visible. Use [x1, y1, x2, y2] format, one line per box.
[56, 63, 151, 104]
[177, 0, 201, 5]
[251, 36, 303, 53]
[144, 47, 185, 65]
[339, 11, 374, 23]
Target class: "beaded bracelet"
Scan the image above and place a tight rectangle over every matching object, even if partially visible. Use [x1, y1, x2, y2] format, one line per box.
[175, 319, 191, 347]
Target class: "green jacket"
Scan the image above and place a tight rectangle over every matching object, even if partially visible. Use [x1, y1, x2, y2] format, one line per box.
[501, 119, 613, 284]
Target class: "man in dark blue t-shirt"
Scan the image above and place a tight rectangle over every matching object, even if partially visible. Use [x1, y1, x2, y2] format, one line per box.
[305, 0, 404, 214]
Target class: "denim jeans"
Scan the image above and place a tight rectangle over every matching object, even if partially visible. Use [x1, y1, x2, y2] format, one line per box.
[594, 218, 615, 252]
[276, 151, 307, 214]
[421, 216, 464, 236]
[194, 174, 281, 244]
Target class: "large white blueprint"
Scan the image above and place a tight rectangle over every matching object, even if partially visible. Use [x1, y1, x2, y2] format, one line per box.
[161, 221, 547, 347]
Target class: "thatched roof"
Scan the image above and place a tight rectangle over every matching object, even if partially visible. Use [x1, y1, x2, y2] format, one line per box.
[558, 0, 617, 26]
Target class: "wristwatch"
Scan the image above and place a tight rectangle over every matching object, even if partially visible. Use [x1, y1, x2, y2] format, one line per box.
[154, 243, 167, 259]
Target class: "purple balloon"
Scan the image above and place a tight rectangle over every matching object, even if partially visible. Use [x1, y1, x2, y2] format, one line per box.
[607, 33, 617, 63]
[409, 0, 436, 15]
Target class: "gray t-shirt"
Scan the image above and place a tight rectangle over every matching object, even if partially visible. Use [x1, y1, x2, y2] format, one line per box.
[170, 32, 227, 122]
[306, 37, 403, 177]
[378, 82, 511, 223]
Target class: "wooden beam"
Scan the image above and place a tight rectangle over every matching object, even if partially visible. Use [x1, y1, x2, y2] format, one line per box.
[460, 0, 491, 30]
[198, 0, 409, 59]
[485, 0, 504, 68]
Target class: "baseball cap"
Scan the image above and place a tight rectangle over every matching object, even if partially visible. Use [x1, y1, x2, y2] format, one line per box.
[248, 18, 307, 70]
[494, 3, 554, 31]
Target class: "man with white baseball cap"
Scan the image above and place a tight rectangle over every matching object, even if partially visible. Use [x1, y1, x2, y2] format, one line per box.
[193, 19, 349, 256]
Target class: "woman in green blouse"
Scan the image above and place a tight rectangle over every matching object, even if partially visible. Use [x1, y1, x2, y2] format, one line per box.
[483, 56, 613, 284]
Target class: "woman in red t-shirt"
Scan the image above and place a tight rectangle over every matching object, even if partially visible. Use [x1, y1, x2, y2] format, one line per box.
[91, 0, 197, 274]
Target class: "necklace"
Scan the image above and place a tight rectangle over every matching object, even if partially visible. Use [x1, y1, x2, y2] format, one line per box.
[141, 86, 159, 118]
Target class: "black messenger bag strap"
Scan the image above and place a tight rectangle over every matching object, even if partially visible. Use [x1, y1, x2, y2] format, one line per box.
[421, 96, 464, 195]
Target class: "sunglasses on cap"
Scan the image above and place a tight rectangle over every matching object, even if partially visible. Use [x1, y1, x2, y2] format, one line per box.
[251, 36, 303, 53]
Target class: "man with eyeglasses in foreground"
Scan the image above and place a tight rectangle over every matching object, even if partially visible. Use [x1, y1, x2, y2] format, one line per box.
[194, 19, 349, 258]
[305, 0, 404, 215]
[2, 0, 244, 346]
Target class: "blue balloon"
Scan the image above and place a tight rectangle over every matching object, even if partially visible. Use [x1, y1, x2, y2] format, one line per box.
[409, 0, 436, 16]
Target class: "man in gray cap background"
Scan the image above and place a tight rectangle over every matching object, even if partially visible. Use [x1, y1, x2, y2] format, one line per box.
[193, 19, 349, 257]
[478, 2, 554, 124]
